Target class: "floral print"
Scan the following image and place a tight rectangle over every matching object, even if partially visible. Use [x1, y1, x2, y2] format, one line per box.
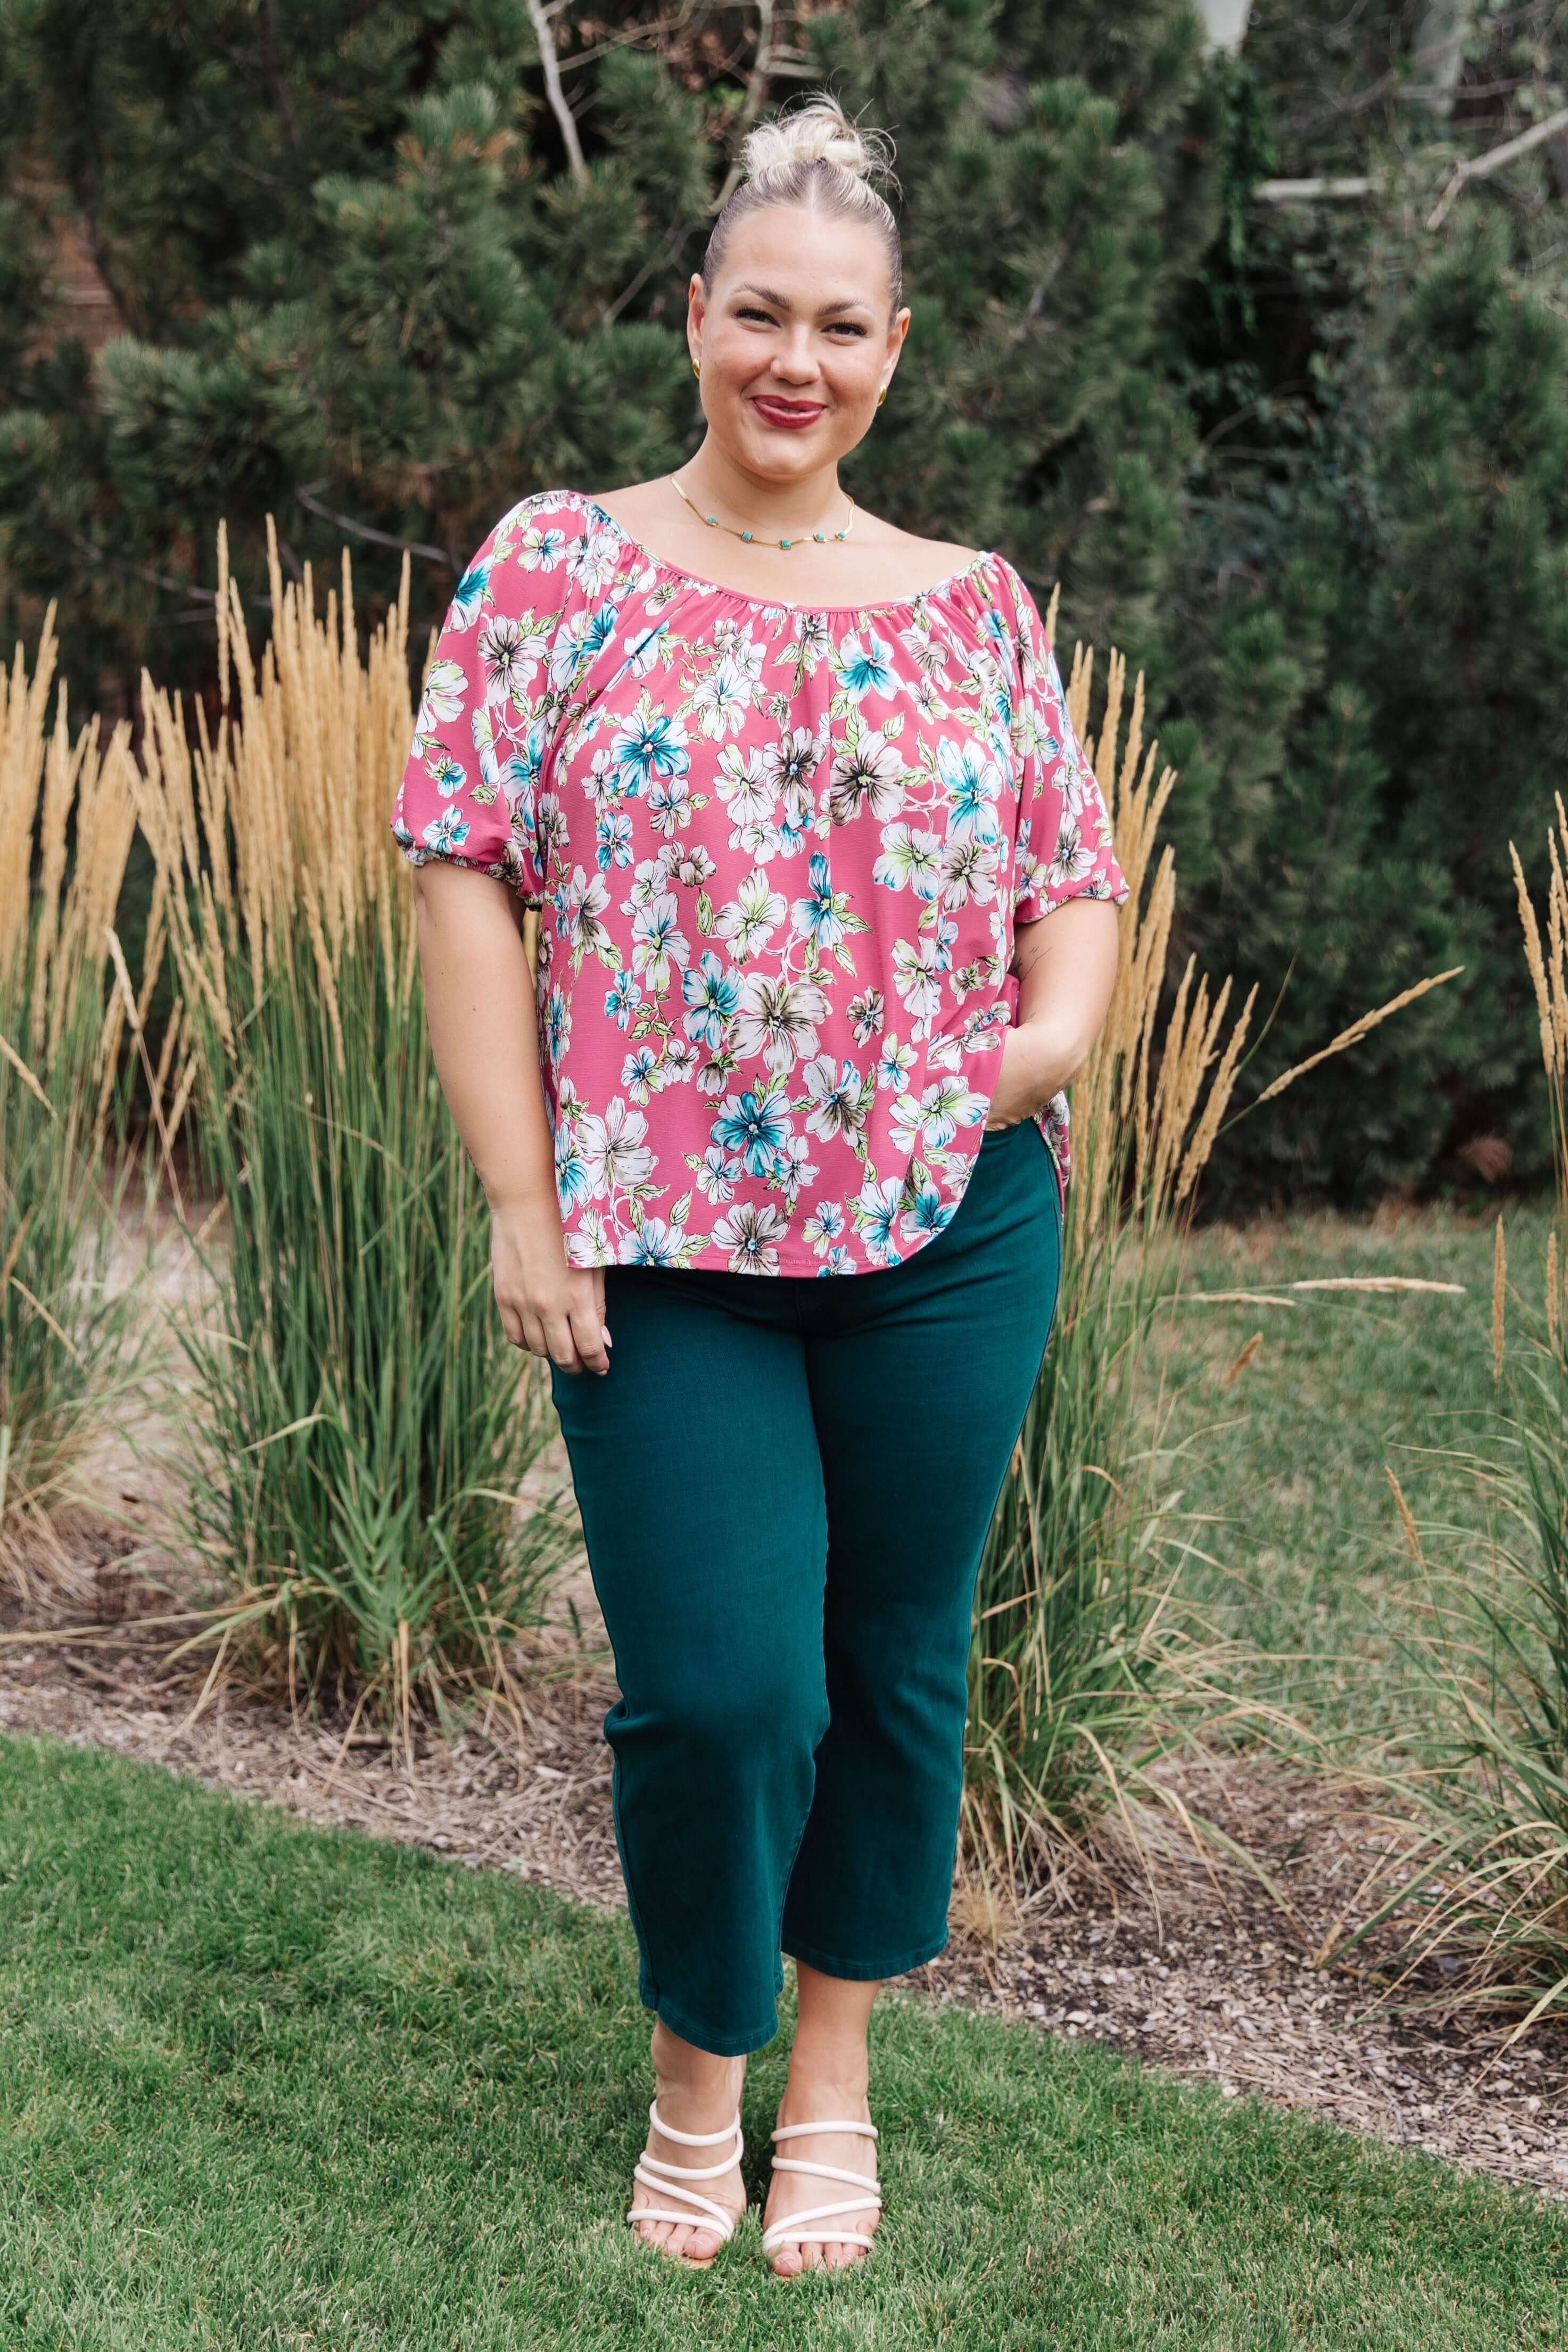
[391, 489, 1129, 1276]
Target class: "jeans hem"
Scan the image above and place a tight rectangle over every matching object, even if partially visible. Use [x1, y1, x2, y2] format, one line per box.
[642, 1986, 782, 2058]
[779, 1924, 951, 1982]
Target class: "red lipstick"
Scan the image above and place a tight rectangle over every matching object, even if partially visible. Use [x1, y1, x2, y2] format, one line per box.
[751, 394, 827, 431]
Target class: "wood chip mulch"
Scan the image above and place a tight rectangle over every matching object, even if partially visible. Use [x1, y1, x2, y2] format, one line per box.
[1, 1533, 1563, 2206]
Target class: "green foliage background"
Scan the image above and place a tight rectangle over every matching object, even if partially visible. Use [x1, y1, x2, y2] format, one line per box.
[2, 0, 1565, 1207]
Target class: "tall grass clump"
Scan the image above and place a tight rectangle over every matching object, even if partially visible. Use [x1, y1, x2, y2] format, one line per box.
[0, 612, 148, 1607]
[133, 526, 574, 1755]
[964, 619, 1460, 1896]
[1325, 803, 1568, 2040]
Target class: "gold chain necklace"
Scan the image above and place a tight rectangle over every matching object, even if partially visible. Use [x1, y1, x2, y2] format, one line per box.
[667, 471, 856, 552]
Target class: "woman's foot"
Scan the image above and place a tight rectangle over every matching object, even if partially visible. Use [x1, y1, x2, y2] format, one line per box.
[627, 2018, 749, 2267]
[762, 2075, 881, 2276]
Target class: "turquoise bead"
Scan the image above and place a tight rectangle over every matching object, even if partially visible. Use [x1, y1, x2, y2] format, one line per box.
[706, 515, 717, 525]
[741, 531, 752, 542]
[814, 532, 826, 542]
[781, 538, 790, 549]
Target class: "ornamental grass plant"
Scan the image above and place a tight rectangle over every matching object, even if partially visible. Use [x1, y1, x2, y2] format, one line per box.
[130, 528, 575, 1757]
[1317, 805, 1568, 2041]
[0, 612, 148, 1608]
[963, 617, 1460, 1901]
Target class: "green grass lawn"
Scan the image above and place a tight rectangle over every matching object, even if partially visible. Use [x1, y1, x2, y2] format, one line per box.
[1150, 1204, 1547, 1729]
[3, 1731, 1563, 2351]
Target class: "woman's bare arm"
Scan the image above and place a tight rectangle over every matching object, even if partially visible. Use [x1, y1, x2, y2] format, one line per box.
[983, 896, 1121, 1130]
[411, 861, 611, 1375]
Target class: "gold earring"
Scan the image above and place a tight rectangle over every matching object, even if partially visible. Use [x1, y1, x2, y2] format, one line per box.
[692, 359, 701, 379]
[876, 383, 887, 406]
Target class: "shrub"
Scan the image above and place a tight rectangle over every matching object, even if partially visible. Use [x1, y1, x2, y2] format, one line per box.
[132, 529, 575, 1753]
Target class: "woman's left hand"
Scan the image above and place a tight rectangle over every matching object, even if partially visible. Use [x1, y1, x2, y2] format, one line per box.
[982, 1022, 1071, 1132]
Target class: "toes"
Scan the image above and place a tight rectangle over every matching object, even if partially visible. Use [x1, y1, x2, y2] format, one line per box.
[771, 2248, 803, 2277]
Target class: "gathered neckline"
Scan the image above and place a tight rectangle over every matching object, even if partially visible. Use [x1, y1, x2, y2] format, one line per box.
[580, 497, 999, 618]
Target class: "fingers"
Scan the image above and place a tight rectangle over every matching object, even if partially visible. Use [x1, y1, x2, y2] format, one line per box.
[496, 1266, 609, 1377]
[567, 1295, 610, 1376]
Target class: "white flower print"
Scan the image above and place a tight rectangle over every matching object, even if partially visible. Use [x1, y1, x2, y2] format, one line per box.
[690, 648, 763, 739]
[799, 1052, 870, 1144]
[852, 1175, 905, 1268]
[761, 725, 827, 799]
[890, 937, 944, 1037]
[846, 989, 885, 1044]
[556, 865, 613, 963]
[937, 735, 1003, 845]
[715, 745, 776, 831]
[565, 1207, 614, 1267]
[732, 973, 828, 1076]
[828, 731, 907, 826]
[391, 488, 1130, 1273]
[715, 869, 787, 962]
[873, 822, 943, 901]
[939, 835, 1001, 909]
[1048, 815, 1095, 893]
[412, 658, 466, 755]
[691, 1144, 739, 1203]
[876, 1034, 917, 1091]
[630, 893, 690, 991]
[889, 1077, 989, 1155]
[803, 1199, 845, 1253]
[713, 1199, 788, 1274]
[646, 773, 694, 837]
[578, 1096, 655, 1199]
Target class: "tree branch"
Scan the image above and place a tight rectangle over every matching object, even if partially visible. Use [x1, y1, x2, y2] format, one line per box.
[68, 529, 273, 613]
[527, 0, 589, 186]
[1426, 101, 1568, 226]
[293, 483, 455, 569]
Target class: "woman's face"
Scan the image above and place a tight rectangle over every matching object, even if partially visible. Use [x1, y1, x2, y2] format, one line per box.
[688, 204, 909, 481]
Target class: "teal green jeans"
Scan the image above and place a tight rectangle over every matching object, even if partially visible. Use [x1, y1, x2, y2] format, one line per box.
[549, 1116, 1064, 2055]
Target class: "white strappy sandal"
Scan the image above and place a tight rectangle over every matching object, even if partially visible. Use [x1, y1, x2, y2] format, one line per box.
[761, 2116, 882, 2266]
[626, 2098, 746, 2262]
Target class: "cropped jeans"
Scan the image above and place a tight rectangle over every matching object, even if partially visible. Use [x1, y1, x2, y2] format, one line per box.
[549, 1115, 1064, 2056]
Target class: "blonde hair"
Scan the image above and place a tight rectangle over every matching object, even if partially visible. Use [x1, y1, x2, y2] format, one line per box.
[702, 93, 904, 312]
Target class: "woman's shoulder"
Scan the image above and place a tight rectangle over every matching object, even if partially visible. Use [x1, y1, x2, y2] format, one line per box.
[460, 480, 611, 566]
[451, 489, 626, 618]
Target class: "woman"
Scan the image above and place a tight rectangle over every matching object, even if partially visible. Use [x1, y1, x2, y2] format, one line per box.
[392, 93, 1127, 2279]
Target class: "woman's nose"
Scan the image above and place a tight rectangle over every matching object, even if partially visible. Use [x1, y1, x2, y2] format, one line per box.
[770, 333, 821, 383]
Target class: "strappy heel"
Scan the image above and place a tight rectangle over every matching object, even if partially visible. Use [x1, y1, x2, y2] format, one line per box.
[761, 2117, 882, 2265]
[626, 2098, 746, 2262]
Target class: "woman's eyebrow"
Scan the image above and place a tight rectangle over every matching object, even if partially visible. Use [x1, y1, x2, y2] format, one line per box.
[731, 284, 873, 318]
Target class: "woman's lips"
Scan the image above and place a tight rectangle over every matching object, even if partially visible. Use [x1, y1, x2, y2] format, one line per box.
[750, 394, 827, 431]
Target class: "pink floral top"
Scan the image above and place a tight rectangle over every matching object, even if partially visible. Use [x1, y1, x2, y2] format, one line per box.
[391, 489, 1129, 1276]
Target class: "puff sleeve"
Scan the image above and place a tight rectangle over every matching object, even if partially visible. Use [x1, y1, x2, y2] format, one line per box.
[1003, 563, 1130, 926]
[390, 496, 585, 908]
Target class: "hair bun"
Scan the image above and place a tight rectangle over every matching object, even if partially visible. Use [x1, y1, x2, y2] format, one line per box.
[738, 94, 895, 188]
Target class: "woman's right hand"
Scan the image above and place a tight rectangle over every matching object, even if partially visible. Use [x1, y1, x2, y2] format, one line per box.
[489, 1195, 613, 1376]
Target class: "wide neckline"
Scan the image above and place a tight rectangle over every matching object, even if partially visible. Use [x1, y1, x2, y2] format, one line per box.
[580, 497, 998, 618]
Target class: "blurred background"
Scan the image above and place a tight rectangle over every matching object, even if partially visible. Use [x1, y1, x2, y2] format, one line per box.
[3, 0, 1564, 1209]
